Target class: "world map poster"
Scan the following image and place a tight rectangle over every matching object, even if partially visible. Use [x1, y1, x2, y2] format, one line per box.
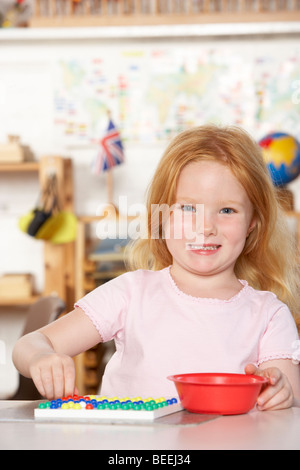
[53, 44, 300, 146]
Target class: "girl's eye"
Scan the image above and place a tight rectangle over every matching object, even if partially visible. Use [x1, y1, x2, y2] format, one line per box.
[181, 204, 196, 213]
[220, 208, 235, 214]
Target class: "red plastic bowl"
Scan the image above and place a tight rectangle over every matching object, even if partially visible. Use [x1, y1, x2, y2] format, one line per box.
[168, 373, 268, 415]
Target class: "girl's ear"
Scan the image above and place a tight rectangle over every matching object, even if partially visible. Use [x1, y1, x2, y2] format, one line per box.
[247, 217, 257, 238]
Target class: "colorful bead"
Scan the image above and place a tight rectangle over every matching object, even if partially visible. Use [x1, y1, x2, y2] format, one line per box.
[37, 395, 179, 413]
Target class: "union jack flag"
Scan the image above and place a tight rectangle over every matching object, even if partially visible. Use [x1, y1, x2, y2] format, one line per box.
[92, 120, 125, 174]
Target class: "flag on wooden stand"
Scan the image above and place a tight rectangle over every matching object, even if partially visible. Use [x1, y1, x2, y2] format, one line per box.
[92, 119, 125, 174]
[91, 118, 125, 208]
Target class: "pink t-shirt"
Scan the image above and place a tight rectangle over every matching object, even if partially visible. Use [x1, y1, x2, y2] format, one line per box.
[75, 267, 299, 397]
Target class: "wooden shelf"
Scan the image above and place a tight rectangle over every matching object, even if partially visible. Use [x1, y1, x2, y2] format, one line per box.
[30, 11, 300, 28]
[89, 251, 128, 262]
[0, 162, 39, 172]
[0, 295, 40, 307]
[30, 0, 300, 28]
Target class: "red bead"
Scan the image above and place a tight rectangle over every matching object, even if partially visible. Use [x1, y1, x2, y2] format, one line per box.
[85, 404, 93, 410]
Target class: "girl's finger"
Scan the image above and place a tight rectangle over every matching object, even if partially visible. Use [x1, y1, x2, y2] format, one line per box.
[40, 368, 55, 400]
[31, 368, 46, 398]
[257, 386, 292, 411]
[51, 362, 65, 399]
[63, 358, 76, 398]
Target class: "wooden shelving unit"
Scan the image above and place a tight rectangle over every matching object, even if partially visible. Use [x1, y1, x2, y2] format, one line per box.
[0, 158, 75, 310]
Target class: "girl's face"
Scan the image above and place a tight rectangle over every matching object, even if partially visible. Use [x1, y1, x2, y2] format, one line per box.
[165, 160, 256, 281]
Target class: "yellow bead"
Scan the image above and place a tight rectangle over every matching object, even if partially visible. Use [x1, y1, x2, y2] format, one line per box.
[61, 403, 69, 410]
[74, 404, 81, 410]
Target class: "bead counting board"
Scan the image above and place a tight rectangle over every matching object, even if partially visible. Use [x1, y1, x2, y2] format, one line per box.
[34, 395, 183, 422]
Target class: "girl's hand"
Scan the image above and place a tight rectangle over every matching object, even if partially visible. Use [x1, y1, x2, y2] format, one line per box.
[245, 363, 294, 411]
[29, 352, 77, 400]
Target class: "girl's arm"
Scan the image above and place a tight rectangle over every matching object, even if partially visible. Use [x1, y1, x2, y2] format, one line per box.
[12, 307, 102, 399]
[245, 359, 300, 410]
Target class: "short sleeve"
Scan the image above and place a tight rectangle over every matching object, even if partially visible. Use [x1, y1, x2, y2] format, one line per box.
[74, 272, 132, 342]
[258, 304, 300, 366]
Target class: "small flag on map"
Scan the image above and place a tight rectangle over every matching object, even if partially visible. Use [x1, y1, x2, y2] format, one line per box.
[92, 119, 125, 174]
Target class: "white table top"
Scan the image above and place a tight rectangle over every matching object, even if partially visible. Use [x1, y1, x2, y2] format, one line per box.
[0, 400, 300, 450]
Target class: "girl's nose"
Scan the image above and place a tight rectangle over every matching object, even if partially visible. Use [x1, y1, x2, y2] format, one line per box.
[198, 212, 217, 237]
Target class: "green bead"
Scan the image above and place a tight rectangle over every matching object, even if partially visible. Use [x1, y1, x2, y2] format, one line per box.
[121, 404, 129, 410]
[38, 403, 46, 409]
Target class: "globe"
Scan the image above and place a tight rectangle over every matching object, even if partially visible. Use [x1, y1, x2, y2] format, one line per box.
[258, 132, 300, 186]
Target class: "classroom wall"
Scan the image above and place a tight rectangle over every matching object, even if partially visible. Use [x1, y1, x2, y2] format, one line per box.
[0, 29, 300, 292]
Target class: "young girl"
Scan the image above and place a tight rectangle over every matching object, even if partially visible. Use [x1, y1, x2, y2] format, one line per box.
[13, 124, 300, 411]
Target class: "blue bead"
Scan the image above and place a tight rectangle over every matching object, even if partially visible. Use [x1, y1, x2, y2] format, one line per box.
[171, 398, 177, 403]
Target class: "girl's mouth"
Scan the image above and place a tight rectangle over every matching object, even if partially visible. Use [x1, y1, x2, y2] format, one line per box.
[186, 243, 221, 252]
